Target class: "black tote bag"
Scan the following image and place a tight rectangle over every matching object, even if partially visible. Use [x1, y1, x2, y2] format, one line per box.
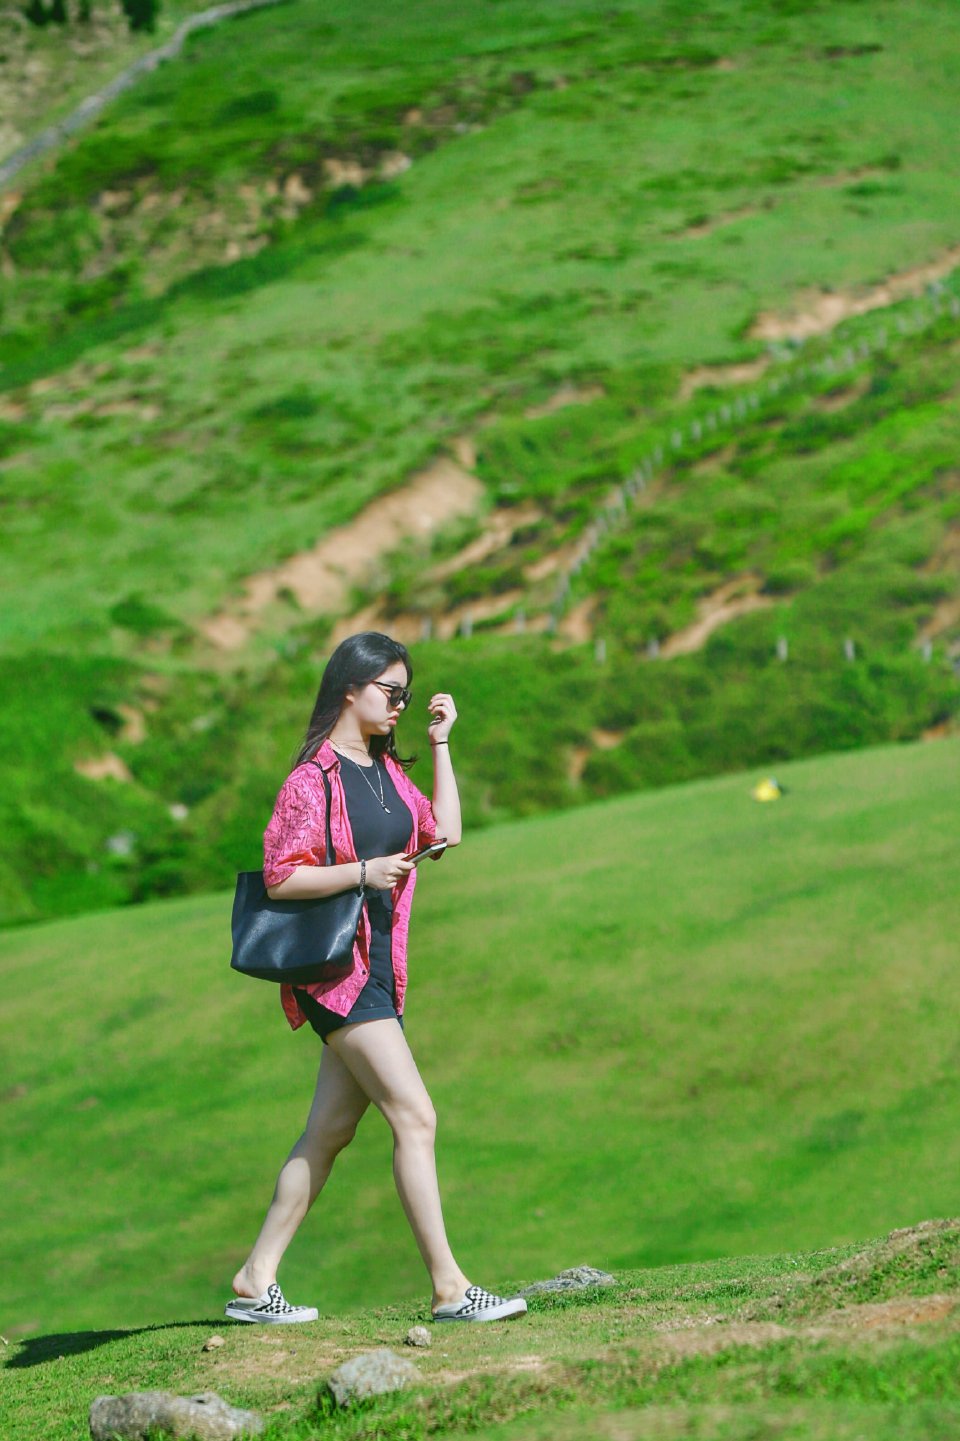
[230, 762, 363, 984]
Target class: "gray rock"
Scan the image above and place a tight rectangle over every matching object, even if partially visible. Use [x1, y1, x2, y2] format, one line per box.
[520, 1265, 617, 1296]
[89, 1389, 264, 1440]
[404, 1325, 431, 1348]
[326, 1349, 419, 1406]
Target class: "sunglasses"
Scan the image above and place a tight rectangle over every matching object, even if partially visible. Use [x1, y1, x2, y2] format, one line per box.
[370, 680, 412, 710]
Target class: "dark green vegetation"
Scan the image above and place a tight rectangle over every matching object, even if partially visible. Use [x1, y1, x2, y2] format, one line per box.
[2, 1221, 959, 1441]
[23, 0, 158, 33]
[2, 736, 957, 1345]
[1, 0, 958, 925]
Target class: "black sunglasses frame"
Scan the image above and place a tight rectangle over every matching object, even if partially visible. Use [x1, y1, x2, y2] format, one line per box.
[370, 680, 412, 710]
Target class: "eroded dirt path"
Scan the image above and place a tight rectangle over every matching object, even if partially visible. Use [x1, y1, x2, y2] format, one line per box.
[659, 575, 774, 658]
[749, 242, 960, 342]
[681, 242, 960, 397]
[196, 384, 602, 654]
[199, 455, 484, 651]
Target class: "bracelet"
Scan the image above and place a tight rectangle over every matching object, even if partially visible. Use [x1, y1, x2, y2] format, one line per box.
[359, 858, 366, 891]
[430, 740, 449, 747]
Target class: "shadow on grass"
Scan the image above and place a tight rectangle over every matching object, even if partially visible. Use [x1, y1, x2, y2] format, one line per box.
[6, 1319, 235, 1369]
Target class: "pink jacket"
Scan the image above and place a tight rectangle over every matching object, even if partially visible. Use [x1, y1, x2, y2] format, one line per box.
[262, 738, 444, 1030]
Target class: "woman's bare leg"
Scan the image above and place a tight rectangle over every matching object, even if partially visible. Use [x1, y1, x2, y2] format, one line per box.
[326, 1018, 472, 1309]
[232, 1041, 370, 1297]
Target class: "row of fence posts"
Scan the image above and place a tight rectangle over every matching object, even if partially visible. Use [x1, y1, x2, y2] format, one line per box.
[420, 282, 958, 658]
[590, 634, 934, 665]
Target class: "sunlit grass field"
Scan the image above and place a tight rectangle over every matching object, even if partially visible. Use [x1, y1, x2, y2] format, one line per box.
[5, 1226, 960, 1441]
[2, 731, 956, 1345]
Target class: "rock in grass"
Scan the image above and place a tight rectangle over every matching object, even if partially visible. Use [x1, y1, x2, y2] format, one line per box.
[520, 1265, 617, 1296]
[89, 1389, 264, 1439]
[326, 1349, 418, 1406]
[404, 1325, 431, 1347]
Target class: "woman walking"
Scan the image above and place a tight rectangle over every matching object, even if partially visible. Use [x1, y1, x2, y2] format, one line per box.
[225, 631, 527, 1326]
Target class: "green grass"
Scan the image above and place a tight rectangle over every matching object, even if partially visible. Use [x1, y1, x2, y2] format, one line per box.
[0, 0, 224, 174]
[0, 0, 957, 926]
[5, 0, 960, 643]
[3, 1227, 959, 1441]
[1, 733, 957, 1349]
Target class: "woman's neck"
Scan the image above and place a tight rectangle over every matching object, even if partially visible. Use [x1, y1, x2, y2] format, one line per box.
[328, 727, 371, 758]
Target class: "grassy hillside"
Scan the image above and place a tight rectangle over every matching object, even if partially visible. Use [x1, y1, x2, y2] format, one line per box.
[3, 1221, 959, 1441]
[1, 0, 958, 926]
[4, 0, 959, 637]
[2, 734, 957, 1352]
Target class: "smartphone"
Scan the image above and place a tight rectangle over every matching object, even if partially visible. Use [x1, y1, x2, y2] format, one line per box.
[403, 839, 448, 864]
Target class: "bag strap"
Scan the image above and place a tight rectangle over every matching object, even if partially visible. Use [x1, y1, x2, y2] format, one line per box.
[308, 759, 334, 869]
[309, 756, 367, 899]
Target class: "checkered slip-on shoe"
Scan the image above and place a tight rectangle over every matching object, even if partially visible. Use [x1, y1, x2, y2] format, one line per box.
[432, 1284, 528, 1323]
[224, 1282, 318, 1324]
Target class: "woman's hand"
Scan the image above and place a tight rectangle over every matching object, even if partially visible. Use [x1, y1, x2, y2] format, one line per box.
[365, 852, 416, 890]
[427, 691, 457, 744]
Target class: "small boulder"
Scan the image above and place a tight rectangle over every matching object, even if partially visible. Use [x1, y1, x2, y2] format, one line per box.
[89, 1389, 263, 1440]
[520, 1265, 617, 1296]
[326, 1349, 418, 1407]
[202, 1335, 226, 1352]
[404, 1325, 431, 1348]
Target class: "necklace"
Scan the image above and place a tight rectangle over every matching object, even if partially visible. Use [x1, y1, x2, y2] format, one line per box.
[333, 744, 391, 813]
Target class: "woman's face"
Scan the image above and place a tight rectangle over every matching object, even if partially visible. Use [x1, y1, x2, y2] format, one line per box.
[347, 661, 410, 735]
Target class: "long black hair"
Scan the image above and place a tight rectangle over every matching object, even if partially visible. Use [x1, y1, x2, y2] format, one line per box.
[290, 631, 416, 772]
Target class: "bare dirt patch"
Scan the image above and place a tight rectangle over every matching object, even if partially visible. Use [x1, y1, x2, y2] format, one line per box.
[678, 359, 769, 402]
[523, 383, 605, 420]
[554, 595, 598, 646]
[813, 375, 872, 412]
[115, 704, 148, 743]
[430, 501, 542, 582]
[593, 726, 624, 750]
[330, 586, 527, 648]
[749, 243, 960, 342]
[691, 441, 739, 473]
[198, 453, 484, 651]
[505, 1353, 550, 1374]
[567, 745, 591, 783]
[917, 518, 960, 648]
[818, 1294, 958, 1330]
[659, 575, 773, 658]
[74, 752, 133, 783]
[917, 592, 960, 646]
[568, 727, 625, 783]
[649, 1320, 791, 1360]
[202, 1332, 354, 1392]
[330, 497, 558, 644]
[524, 542, 579, 584]
[675, 204, 760, 241]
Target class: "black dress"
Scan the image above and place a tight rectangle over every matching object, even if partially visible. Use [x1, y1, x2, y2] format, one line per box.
[293, 755, 412, 1043]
